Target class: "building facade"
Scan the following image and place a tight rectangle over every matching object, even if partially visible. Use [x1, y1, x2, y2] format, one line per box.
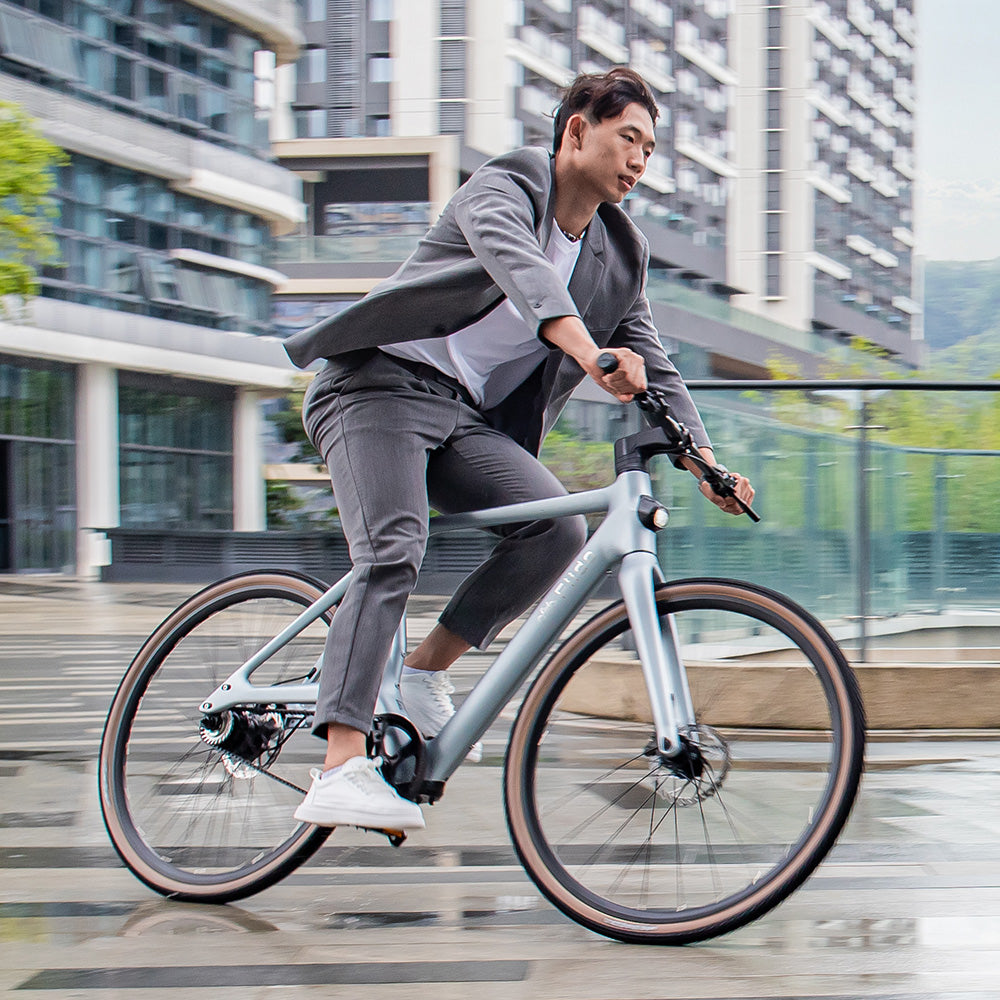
[729, 0, 919, 359]
[0, 0, 304, 575]
[273, 0, 921, 389]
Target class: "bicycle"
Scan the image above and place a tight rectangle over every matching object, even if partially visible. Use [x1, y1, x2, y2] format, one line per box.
[99, 361, 866, 945]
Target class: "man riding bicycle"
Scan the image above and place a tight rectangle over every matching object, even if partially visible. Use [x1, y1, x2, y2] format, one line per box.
[283, 68, 755, 832]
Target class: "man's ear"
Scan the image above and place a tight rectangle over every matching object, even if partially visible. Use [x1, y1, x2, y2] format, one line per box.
[565, 112, 587, 150]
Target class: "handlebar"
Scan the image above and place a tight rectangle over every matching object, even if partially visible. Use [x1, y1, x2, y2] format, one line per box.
[596, 352, 760, 522]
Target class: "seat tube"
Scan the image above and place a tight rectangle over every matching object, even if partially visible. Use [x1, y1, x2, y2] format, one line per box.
[617, 551, 683, 756]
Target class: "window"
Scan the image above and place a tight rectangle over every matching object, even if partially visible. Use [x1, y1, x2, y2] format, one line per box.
[368, 56, 392, 83]
[106, 250, 142, 295]
[143, 65, 168, 112]
[113, 54, 134, 99]
[118, 378, 234, 531]
[202, 88, 228, 132]
[142, 256, 181, 301]
[295, 108, 327, 137]
[370, 0, 392, 20]
[173, 77, 200, 122]
[300, 46, 326, 84]
[303, 0, 326, 20]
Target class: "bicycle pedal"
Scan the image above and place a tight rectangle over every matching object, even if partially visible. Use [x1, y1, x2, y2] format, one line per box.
[357, 825, 407, 847]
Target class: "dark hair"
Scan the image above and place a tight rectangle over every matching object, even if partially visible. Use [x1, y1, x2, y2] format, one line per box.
[552, 68, 659, 154]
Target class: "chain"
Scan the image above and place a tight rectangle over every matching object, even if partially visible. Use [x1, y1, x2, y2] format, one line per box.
[218, 713, 312, 795]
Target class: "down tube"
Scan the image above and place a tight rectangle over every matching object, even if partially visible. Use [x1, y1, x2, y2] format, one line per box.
[425, 541, 614, 781]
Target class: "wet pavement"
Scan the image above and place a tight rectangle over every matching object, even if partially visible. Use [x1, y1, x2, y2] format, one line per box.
[2, 577, 1000, 998]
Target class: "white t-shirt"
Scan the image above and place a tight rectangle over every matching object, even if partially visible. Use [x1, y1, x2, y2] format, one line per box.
[383, 226, 583, 407]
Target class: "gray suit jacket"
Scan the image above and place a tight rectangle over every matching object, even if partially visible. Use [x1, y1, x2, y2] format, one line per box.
[284, 146, 709, 455]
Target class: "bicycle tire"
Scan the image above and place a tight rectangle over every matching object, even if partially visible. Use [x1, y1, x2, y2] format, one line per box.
[99, 570, 336, 903]
[504, 578, 865, 944]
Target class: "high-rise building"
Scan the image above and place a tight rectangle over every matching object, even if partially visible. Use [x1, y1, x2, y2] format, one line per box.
[0, 0, 304, 575]
[274, 0, 921, 379]
[729, 0, 919, 361]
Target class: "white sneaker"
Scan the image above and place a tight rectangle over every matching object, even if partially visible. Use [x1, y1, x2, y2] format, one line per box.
[399, 669, 483, 763]
[293, 757, 425, 830]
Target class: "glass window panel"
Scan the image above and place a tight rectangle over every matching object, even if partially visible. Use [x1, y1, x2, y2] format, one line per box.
[208, 21, 228, 51]
[113, 54, 134, 99]
[231, 64, 254, 99]
[141, 256, 181, 300]
[174, 77, 199, 121]
[113, 20, 135, 46]
[208, 273, 240, 316]
[202, 87, 227, 131]
[175, 267, 211, 309]
[80, 42, 110, 89]
[204, 54, 228, 86]
[106, 249, 141, 294]
[0, 365, 9, 437]
[80, 4, 110, 39]
[39, 0, 67, 21]
[106, 168, 138, 213]
[230, 104, 254, 144]
[141, 181, 173, 220]
[143, 65, 168, 112]
[178, 45, 198, 75]
[147, 222, 169, 250]
[303, 0, 325, 22]
[301, 46, 325, 83]
[174, 8, 199, 44]
[176, 197, 204, 229]
[143, 0, 171, 30]
[107, 214, 137, 242]
[80, 242, 103, 288]
[143, 32, 168, 64]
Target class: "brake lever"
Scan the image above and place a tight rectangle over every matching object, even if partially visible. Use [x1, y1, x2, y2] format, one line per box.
[702, 468, 762, 523]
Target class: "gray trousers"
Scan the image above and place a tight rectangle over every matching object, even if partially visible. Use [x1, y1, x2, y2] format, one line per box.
[302, 350, 588, 737]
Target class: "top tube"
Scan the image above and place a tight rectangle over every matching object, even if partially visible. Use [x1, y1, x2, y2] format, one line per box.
[428, 482, 618, 535]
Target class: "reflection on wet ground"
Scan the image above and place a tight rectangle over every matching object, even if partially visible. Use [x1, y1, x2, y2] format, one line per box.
[2, 585, 1000, 998]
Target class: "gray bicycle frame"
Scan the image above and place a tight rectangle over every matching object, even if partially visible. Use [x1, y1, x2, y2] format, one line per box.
[197, 467, 696, 785]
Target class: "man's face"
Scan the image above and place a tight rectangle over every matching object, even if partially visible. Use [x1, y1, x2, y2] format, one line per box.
[569, 102, 656, 204]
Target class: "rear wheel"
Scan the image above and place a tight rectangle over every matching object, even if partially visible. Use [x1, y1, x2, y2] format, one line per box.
[99, 571, 334, 902]
[504, 579, 865, 944]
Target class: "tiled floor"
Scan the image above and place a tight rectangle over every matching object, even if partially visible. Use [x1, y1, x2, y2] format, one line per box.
[2, 579, 1000, 999]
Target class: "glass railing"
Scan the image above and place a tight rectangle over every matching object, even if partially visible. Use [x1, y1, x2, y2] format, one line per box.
[636, 381, 1000, 661]
[273, 233, 423, 263]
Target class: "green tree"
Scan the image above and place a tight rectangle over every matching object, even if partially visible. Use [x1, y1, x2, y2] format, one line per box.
[0, 101, 67, 306]
[268, 374, 322, 465]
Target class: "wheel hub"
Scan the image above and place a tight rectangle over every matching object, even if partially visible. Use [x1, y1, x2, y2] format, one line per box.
[646, 725, 731, 806]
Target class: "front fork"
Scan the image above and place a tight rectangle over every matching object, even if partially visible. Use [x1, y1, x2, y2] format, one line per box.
[617, 551, 695, 757]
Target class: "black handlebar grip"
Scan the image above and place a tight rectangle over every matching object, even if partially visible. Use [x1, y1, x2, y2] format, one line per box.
[596, 352, 619, 374]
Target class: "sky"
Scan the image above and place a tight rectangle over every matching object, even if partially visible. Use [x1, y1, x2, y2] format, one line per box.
[916, 0, 1000, 261]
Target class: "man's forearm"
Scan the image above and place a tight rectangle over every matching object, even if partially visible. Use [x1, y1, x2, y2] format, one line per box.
[539, 315, 599, 368]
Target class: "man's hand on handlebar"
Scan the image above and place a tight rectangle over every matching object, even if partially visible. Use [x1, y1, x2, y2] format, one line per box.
[682, 450, 756, 518]
[587, 347, 647, 402]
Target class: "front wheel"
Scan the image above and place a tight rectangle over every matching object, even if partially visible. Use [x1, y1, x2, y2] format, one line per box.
[99, 571, 335, 903]
[504, 579, 865, 944]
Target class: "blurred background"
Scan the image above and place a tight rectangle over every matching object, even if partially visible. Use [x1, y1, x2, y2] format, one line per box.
[2, 0, 999, 662]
